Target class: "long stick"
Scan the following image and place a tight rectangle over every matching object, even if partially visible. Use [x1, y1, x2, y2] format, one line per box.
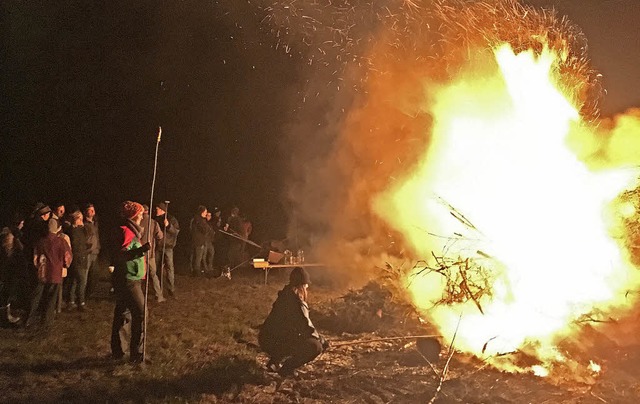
[428, 314, 461, 404]
[332, 334, 440, 348]
[218, 228, 262, 249]
[159, 200, 170, 291]
[143, 126, 162, 362]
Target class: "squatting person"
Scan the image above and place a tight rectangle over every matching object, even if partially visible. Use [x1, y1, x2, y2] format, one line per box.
[258, 266, 329, 377]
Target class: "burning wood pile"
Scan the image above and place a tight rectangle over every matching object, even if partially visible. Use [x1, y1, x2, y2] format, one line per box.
[259, 0, 640, 383]
[313, 278, 426, 335]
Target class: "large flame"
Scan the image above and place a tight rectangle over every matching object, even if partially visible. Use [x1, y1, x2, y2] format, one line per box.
[375, 43, 640, 373]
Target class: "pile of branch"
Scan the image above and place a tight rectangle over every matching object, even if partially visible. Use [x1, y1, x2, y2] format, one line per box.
[419, 255, 493, 314]
[313, 280, 424, 334]
[615, 186, 640, 266]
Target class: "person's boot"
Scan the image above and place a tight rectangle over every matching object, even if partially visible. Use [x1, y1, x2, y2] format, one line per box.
[266, 358, 281, 372]
[277, 360, 299, 378]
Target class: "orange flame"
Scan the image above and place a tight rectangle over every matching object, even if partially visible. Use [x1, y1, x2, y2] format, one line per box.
[374, 43, 640, 374]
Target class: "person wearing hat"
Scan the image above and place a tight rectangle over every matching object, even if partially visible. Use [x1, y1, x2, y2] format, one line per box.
[154, 202, 179, 296]
[110, 201, 150, 363]
[22, 203, 52, 254]
[258, 267, 329, 377]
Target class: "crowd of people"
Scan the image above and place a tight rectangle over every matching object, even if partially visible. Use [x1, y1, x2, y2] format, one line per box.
[0, 200, 255, 327]
[0, 199, 327, 374]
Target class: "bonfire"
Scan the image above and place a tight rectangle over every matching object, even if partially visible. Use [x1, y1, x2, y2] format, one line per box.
[266, 0, 640, 384]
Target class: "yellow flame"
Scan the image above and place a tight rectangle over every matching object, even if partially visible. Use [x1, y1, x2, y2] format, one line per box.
[375, 44, 640, 371]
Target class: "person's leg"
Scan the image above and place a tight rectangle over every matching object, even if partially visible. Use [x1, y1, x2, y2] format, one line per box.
[127, 280, 146, 362]
[56, 281, 63, 313]
[68, 265, 78, 307]
[279, 337, 323, 375]
[42, 283, 59, 327]
[77, 258, 89, 308]
[110, 297, 130, 359]
[204, 242, 213, 272]
[258, 333, 289, 370]
[26, 282, 45, 327]
[85, 253, 99, 299]
[193, 245, 205, 275]
[228, 242, 243, 269]
[165, 249, 175, 294]
[148, 256, 164, 301]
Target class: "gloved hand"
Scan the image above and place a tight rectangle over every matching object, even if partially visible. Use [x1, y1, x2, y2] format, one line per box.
[319, 336, 330, 351]
[140, 242, 151, 252]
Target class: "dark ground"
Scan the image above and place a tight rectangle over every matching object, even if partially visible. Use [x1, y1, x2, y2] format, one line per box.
[2, 263, 640, 403]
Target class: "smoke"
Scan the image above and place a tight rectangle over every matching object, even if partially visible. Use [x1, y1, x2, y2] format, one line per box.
[228, 0, 640, 287]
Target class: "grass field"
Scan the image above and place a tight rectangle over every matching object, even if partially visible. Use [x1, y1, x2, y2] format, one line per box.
[2, 265, 640, 403]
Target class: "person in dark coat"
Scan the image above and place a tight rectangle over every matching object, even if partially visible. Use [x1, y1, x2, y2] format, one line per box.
[141, 204, 164, 302]
[67, 210, 90, 310]
[83, 203, 101, 299]
[190, 205, 210, 276]
[204, 211, 216, 274]
[225, 206, 243, 269]
[0, 228, 25, 326]
[154, 202, 179, 296]
[258, 267, 329, 377]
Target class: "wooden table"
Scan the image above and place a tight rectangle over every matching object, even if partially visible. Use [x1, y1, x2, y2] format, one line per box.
[252, 262, 325, 284]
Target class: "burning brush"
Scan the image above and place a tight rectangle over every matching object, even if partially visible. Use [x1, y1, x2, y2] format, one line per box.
[256, 0, 640, 381]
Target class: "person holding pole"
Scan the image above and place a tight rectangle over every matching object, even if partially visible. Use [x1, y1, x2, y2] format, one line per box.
[142, 205, 164, 303]
[110, 201, 149, 363]
[154, 202, 179, 296]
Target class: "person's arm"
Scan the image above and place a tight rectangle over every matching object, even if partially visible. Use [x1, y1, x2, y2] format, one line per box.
[63, 242, 72, 268]
[196, 218, 209, 234]
[113, 228, 149, 263]
[290, 299, 320, 339]
[165, 216, 179, 237]
[154, 222, 164, 242]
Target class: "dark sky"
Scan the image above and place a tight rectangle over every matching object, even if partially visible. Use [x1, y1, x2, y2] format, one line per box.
[1, 0, 639, 240]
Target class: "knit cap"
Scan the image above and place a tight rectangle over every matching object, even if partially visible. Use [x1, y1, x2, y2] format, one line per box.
[121, 201, 144, 219]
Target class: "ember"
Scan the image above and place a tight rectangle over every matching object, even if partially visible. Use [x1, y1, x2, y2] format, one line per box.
[260, 0, 640, 381]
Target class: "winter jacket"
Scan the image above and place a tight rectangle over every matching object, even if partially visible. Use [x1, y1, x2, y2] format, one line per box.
[33, 233, 72, 284]
[83, 218, 101, 255]
[154, 214, 179, 249]
[141, 213, 163, 259]
[260, 286, 320, 345]
[68, 225, 89, 263]
[113, 220, 147, 282]
[190, 216, 210, 247]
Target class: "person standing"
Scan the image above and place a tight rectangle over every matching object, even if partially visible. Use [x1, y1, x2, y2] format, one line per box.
[258, 267, 329, 377]
[83, 203, 101, 299]
[154, 202, 179, 297]
[50, 203, 66, 233]
[0, 228, 25, 326]
[225, 206, 244, 270]
[205, 211, 216, 274]
[111, 201, 149, 363]
[25, 220, 72, 330]
[142, 205, 164, 303]
[190, 206, 209, 277]
[67, 210, 89, 311]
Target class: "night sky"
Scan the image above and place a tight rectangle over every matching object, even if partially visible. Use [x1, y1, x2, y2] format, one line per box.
[1, 0, 639, 241]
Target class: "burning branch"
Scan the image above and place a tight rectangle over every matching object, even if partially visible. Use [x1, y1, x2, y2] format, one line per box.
[428, 314, 461, 404]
